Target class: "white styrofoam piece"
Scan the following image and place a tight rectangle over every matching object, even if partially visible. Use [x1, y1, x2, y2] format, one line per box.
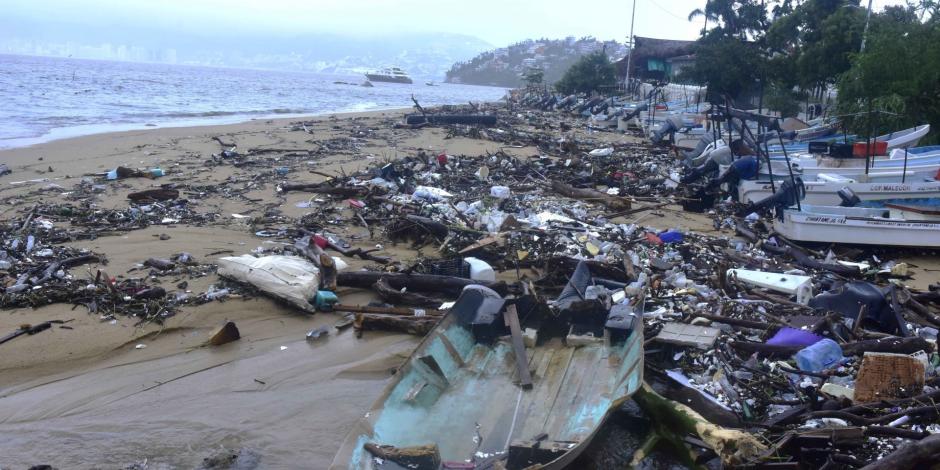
[727, 268, 814, 305]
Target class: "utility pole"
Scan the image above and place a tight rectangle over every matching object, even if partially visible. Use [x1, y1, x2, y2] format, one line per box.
[624, 0, 637, 96]
[860, 0, 873, 53]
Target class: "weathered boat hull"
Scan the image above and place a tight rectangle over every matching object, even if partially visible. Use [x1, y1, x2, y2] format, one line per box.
[331, 307, 644, 469]
[774, 205, 940, 247]
[739, 180, 940, 205]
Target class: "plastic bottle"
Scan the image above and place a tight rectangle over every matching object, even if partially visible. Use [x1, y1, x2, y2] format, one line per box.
[205, 287, 230, 301]
[624, 272, 648, 296]
[489, 186, 511, 199]
[795, 338, 843, 372]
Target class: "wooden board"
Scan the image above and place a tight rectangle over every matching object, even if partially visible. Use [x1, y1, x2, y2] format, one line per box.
[504, 304, 534, 390]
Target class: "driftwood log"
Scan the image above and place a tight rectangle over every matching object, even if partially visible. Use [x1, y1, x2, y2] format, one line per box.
[337, 271, 507, 295]
[279, 182, 373, 197]
[761, 241, 860, 276]
[859, 434, 940, 470]
[374, 277, 447, 307]
[354, 313, 439, 336]
[403, 215, 449, 238]
[632, 383, 766, 466]
[293, 237, 337, 290]
[332, 304, 444, 316]
[363, 442, 440, 469]
[550, 180, 631, 211]
[128, 188, 179, 202]
[733, 336, 932, 358]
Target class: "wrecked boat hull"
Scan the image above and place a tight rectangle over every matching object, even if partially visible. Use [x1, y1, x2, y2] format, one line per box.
[330, 308, 644, 469]
[774, 205, 940, 247]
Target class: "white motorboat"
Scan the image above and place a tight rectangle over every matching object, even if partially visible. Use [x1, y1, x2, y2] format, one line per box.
[760, 159, 940, 182]
[774, 204, 940, 247]
[879, 124, 931, 150]
[739, 175, 940, 205]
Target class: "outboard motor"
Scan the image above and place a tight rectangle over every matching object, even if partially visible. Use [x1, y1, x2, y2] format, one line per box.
[681, 158, 719, 184]
[837, 187, 861, 207]
[650, 116, 684, 145]
[738, 177, 806, 217]
[622, 102, 648, 121]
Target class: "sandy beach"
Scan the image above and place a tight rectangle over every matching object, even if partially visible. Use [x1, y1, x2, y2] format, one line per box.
[0, 108, 715, 468]
[3, 105, 938, 468]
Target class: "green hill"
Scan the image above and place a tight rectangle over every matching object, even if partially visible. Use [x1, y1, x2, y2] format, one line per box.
[445, 36, 627, 88]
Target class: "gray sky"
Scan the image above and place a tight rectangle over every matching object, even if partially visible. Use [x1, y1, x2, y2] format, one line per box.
[4, 0, 908, 46]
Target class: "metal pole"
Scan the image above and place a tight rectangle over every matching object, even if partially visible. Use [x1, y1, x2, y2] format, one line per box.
[861, 0, 874, 53]
[762, 133, 777, 194]
[777, 131, 801, 212]
[624, 0, 637, 96]
[902, 147, 909, 183]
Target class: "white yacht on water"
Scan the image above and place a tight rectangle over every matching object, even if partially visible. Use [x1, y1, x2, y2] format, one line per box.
[364, 67, 413, 84]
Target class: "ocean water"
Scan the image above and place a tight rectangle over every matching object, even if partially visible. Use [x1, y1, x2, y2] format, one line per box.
[0, 54, 508, 149]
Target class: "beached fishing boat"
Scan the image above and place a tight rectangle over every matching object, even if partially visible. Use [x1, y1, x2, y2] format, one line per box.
[738, 177, 940, 205]
[774, 204, 940, 247]
[765, 125, 930, 160]
[332, 280, 644, 469]
[365, 67, 413, 84]
[878, 124, 931, 150]
[757, 157, 940, 182]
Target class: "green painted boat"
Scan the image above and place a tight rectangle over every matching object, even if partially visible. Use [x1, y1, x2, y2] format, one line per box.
[331, 283, 644, 469]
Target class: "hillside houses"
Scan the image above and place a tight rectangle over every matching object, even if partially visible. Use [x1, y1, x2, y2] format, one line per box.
[446, 37, 627, 87]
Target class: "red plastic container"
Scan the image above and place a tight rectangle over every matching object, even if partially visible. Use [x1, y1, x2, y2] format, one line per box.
[852, 141, 887, 157]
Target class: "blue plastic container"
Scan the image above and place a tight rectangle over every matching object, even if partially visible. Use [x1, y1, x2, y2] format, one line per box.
[315, 290, 339, 311]
[794, 338, 843, 372]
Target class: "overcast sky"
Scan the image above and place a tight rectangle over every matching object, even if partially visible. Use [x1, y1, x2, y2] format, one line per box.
[4, 0, 908, 46]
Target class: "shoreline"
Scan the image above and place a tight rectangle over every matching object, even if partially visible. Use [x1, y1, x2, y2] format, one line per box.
[0, 106, 416, 152]
[0, 104, 555, 468]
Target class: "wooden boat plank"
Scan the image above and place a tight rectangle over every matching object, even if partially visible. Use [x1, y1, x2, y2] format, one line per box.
[517, 343, 576, 439]
[504, 305, 533, 389]
[544, 345, 606, 442]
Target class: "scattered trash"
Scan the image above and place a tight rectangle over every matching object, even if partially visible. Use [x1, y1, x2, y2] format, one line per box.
[306, 325, 330, 341]
[656, 323, 721, 350]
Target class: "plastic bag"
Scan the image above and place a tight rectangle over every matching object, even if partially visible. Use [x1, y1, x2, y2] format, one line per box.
[218, 255, 320, 313]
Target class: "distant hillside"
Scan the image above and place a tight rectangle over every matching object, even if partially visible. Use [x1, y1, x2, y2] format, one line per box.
[445, 37, 627, 88]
